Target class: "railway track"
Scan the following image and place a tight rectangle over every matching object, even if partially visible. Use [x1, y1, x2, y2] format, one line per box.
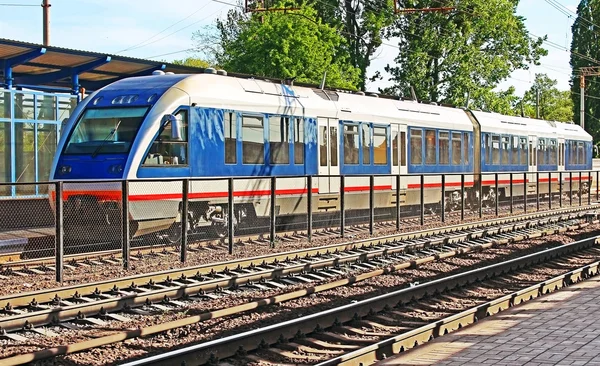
[0, 205, 597, 365]
[120, 230, 600, 366]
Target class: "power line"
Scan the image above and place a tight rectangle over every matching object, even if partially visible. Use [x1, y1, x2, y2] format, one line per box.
[0, 3, 37, 6]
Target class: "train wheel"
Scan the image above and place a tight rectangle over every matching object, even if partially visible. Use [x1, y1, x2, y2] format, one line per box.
[165, 223, 182, 244]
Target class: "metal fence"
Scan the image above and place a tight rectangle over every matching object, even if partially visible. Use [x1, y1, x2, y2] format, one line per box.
[0, 170, 598, 283]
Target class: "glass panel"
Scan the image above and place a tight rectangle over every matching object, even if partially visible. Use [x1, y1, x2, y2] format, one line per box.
[548, 139, 557, 165]
[144, 110, 188, 165]
[451, 132, 461, 165]
[373, 127, 387, 165]
[320, 126, 328, 167]
[492, 135, 500, 164]
[520, 137, 527, 165]
[270, 116, 290, 164]
[501, 136, 509, 165]
[58, 96, 76, 123]
[569, 141, 575, 165]
[37, 124, 57, 193]
[242, 115, 264, 164]
[578, 142, 584, 164]
[344, 125, 359, 165]
[224, 112, 236, 164]
[392, 129, 399, 166]
[485, 133, 491, 165]
[330, 126, 338, 166]
[0, 122, 11, 196]
[14, 92, 34, 119]
[537, 139, 546, 166]
[362, 124, 370, 165]
[511, 136, 519, 164]
[37, 95, 57, 121]
[0, 91, 10, 119]
[439, 131, 449, 165]
[400, 131, 406, 166]
[425, 129, 436, 165]
[464, 132, 469, 165]
[15, 123, 35, 195]
[410, 129, 422, 165]
[294, 118, 304, 164]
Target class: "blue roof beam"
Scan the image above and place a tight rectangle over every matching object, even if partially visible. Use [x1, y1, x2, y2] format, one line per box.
[3, 47, 46, 88]
[13, 56, 111, 92]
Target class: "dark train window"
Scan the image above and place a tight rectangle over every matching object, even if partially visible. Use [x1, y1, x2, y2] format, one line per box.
[425, 129, 436, 165]
[319, 126, 327, 167]
[392, 129, 399, 166]
[464, 132, 469, 165]
[520, 137, 527, 165]
[511, 136, 519, 165]
[242, 115, 264, 164]
[400, 131, 406, 166]
[537, 139, 546, 166]
[485, 134, 491, 165]
[362, 124, 371, 164]
[373, 127, 388, 165]
[492, 135, 500, 165]
[330, 125, 338, 166]
[270, 116, 290, 165]
[224, 112, 236, 164]
[578, 141, 585, 164]
[439, 131, 449, 165]
[452, 132, 461, 165]
[501, 136, 509, 165]
[344, 125, 359, 165]
[294, 118, 304, 164]
[143, 109, 188, 166]
[559, 142, 564, 165]
[549, 139, 557, 165]
[410, 129, 422, 165]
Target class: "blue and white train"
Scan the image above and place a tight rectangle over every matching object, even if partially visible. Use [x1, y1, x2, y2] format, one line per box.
[48, 69, 594, 241]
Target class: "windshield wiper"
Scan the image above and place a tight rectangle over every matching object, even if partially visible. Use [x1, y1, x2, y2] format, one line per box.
[91, 120, 122, 158]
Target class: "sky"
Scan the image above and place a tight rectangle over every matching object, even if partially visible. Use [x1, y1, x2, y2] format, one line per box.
[0, 0, 583, 96]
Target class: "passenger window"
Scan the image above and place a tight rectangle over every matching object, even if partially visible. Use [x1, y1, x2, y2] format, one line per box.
[330, 126, 338, 166]
[425, 129, 436, 165]
[549, 139, 557, 165]
[463, 132, 469, 165]
[439, 131, 449, 165]
[485, 134, 491, 165]
[492, 135, 500, 165]
[400, 131, 406, 166]
[373, 127, 387, 165]
[319, 126, 327, 167]
[520, 137, 527, 165]
[143, 109, 188, 166]
[537, 139, 545, 166]
[501, 136, 509, 165]
[452, 132, 461, 165]
[511, 136, 519, 165]
[578, 141, 584, 164]
[224, 112, 236, 164]
[294, 118, 304, 164]
[344, 125, 359, 165]
[392, 129, 399, 166]
[242, 115, 264, 164]
[362, 124, 371, 164]
[270, 116, 290, 164]
[410, 129, 422, 165]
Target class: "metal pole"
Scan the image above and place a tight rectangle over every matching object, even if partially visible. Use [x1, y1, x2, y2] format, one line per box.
[396, 174, 401, 231]
[570, 171, 573, 206]
[180, 179, 189, 262]
[420, 174, 425, 226]
[524, 172, 528, 213]
[340, 176, 345, 238]
[589, 172, 592, 206]
[270, 177, 276, 248]
[42, 0, 51, 46]
[441, 174, 445, 223]
[55, 181, 63, 283]
[509, 173, 513, 215]
[548, 172, 552, 210]
[307, 176, 313, 242]
[536, 87, 540, 119]
[495, 173, 499, 217]
[369, 175, 375, 235]
[228, 178, 234, 255]
[536, 172, 540, 211]
[121, 181, 130, 270]
[597, 170, 599, 202]
[580, 75, 585, 131]
[460, 174, 465, 222]
[579, 171, 583, 206]
[559, 171, 563, 208]
[478, 173, 483, 218]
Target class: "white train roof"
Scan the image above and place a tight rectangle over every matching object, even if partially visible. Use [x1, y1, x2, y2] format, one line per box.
[473, 110, 559, 138]
[555, 121, 592, 141]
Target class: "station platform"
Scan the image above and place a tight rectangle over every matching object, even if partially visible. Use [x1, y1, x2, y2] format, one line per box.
[0, 227, 54, 258]
[377, 276, 600, 366]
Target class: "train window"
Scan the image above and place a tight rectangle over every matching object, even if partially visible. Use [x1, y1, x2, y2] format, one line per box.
[529, 142, 533, 166]
[344, 125, 359, 165]
[143, 109, 188, 166]
[559, 142, 564, 166]
[362, 124, 371, 164]
[224, 112, 236, 164]
[549, 139, 557, 165]
[242, 115, 264, 164]
[520, 137, 527, 165]
[401, 131, 406, 166]
[569, 141, 575, 165]
[373, 127, 387, 165]
[410, 129, 422, 165]
[330, 126, 338, 166]
[392, 130, 399, 166]
[537, 139, 546, 166]
[439, 131, 449, 165]
[511, 136, 519, 165]
[485, 134, 490, 165]
[463, 132, 469, 165]
[578, 141, 584, 164]
[492, 135, 500, 165]
[294, 118, 304, 164]
[270, 116, 290, 165]
[320, 126, 328, 167]
[501, 136, 509, 165]
[425, 129, 436, 165]
[452, 132, 461, 165]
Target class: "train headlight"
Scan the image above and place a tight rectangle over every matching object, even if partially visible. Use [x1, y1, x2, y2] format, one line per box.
[108, 164, 124, 174]
[59, 165, 71, 175]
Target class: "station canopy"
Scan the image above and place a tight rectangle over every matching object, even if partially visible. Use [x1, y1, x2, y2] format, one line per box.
[0, 38, 207, 93]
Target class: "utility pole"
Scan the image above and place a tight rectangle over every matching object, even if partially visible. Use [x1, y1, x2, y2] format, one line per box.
[579, 66, 600, 131]
[536, 88, 540, 119]
[42, 0, 51, 45]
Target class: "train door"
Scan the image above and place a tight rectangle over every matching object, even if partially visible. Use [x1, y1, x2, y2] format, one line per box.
[558, 138, 565, 171]
[317, 117, 340, 194]
[528, 135, 537, 173]
[391, 124, 407, 176]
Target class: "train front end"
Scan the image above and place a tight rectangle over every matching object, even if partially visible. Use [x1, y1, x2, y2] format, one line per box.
[49, 73, 191, 245]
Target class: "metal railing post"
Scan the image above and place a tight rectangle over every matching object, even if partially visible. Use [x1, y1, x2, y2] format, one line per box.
[479, 173, 483, 218]
[460, 174, 465, 222]
[396, 174, 401, 231]
[559, 172, 563, 208]
[524, 172, 528, 213]
[180, 179, 189, 263]
[536, 172, 540, 211]
[495, 173, 499, 217]
[509, 173, 513, 215]
[441, 174, 445, 223]
[570, 171, 573, 206]
[369, 175, 375, 235]
[579, 171, 582, 206]
[270, 176, 276, 248]
[122, 180, 130, 270]
[597, 170, 599, 202]
[307, 176, 313, 242]
[548, 172, 552, 210]
[589, 172, 592, 206]
[340, 176, 345, 238]
[420, 174, 425, 226]
[228, 178, 234, 255]
[55, 181, 63, 283]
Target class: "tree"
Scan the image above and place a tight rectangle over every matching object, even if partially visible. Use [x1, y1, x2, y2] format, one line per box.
[171, 57, 211, 68]
[570, 0, 600, 140]
[193, 4, 361, 89]
[382, 0, 547, 106]
[521, 74, 573, 122]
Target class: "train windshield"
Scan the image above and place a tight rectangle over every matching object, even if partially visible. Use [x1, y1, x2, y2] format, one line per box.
[63, 107, 148, 155]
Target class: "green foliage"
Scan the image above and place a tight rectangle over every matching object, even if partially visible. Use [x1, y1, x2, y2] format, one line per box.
[171, 57, 211, 68]
[570, 0, 600, 140]
[521, 73, 573, 122]
[194, 4, 361, 90]
[382, 0, 547, 106]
